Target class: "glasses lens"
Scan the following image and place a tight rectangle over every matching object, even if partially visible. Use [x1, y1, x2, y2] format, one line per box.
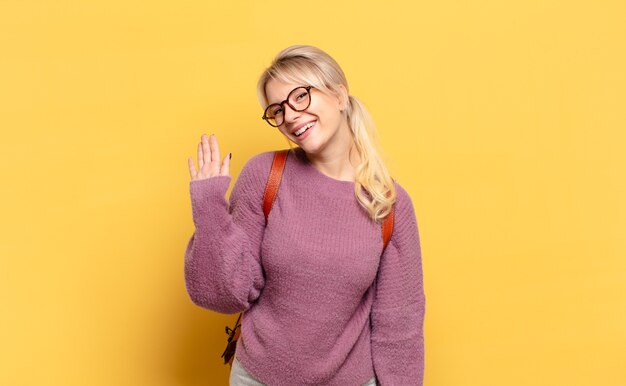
[264, 104, 283, 127]
[288, 87, 311, 112]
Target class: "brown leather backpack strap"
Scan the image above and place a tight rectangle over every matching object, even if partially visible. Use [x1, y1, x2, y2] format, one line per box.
[262, 150, 289, 223]
[382, 206, 395, 251]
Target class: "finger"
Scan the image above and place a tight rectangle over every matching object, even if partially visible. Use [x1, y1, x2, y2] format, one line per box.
[188, 157, 197, 179]
[210, 134, 220, 167]
[201, 134, 211, 171]
[197, 142, 204, 169]
[220, 153, 231, 176]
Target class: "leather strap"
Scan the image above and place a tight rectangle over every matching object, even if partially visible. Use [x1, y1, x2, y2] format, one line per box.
[263, 149, 289, 223]
[382, 206, 395, 250]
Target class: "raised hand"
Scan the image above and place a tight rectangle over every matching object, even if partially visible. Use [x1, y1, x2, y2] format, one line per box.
[188, 134, 231, 181]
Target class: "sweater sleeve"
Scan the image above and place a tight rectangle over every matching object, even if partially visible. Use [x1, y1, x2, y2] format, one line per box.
[371, 184, 426, 385]
[183, 152, 272, 314]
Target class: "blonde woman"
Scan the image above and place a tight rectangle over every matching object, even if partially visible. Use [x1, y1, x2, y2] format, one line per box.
[185, 45, 425, 385]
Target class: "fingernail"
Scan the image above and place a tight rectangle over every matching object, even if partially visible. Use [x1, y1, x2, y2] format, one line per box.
[229, 153, 232, 160]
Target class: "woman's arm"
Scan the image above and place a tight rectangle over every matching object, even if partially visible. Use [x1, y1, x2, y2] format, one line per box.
[370, 184, 426, 385]
[184, 134, 270, 314]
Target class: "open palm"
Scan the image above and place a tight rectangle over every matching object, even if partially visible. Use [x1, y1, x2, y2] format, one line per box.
[188, 134, 230, 181]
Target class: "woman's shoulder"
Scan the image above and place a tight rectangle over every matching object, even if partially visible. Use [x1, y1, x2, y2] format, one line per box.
[240, 150, 277, 173]
[390, 180, 419, 237]
[232, 150, 291, 195]
[240, 148, 304, 176]
[392, 180, 415, 211]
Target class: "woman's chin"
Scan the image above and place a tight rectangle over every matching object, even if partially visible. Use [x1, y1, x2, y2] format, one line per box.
[291, 132, 327, 156]
[298, 140, 321, 154]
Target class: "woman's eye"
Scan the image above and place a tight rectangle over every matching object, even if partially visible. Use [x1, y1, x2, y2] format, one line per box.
[296, 92, 307, 101]
[271, 107, 283, 116]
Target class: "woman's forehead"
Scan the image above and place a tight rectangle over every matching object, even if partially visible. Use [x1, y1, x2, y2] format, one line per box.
[265, 79, 302, 103]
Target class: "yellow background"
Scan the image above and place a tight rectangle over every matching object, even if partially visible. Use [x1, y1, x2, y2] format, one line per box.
[1, 0, 624, 385]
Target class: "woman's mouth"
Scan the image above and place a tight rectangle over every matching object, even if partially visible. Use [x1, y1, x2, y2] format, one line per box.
[294, 121, 316, 138]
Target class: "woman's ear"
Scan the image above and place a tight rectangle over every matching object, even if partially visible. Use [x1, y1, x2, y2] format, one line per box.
[336, 84, 349, 111]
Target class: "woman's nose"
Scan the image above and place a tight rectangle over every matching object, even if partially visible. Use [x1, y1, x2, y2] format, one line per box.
[282, 103, 301, 123]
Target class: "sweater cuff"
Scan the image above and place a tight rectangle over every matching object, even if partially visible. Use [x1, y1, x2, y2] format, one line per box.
[189, 176, 232, 219]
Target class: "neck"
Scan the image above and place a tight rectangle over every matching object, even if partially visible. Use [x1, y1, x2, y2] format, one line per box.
[305, 125, 361, 182]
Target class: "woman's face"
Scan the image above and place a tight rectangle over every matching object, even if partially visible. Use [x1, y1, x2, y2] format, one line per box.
[264, 78, 349, 156]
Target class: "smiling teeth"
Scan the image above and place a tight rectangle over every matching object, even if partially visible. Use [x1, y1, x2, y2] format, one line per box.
[295, 122, 315, 136]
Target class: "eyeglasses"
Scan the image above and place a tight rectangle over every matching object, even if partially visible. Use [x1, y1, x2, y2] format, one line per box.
[262, 86, 314, 127]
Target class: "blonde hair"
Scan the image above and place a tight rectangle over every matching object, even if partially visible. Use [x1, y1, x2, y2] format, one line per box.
[257, 45, 396, 222]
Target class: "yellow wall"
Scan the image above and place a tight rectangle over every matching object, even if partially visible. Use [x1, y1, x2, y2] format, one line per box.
[1, 1, 624, 385]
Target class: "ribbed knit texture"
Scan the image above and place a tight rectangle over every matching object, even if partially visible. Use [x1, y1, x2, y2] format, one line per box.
[184, 148, 425, 385]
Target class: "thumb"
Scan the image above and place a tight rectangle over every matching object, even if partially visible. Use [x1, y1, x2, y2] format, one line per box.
[220, 153, 231, 176]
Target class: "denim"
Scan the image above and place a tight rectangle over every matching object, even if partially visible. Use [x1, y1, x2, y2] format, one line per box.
[229, 356, 377, 386]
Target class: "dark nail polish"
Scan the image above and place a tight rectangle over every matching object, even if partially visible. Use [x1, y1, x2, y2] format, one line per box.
[229, 153, 232, 160]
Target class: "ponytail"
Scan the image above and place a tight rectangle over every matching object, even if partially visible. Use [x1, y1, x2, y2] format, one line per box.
[346, 95, 396, 222]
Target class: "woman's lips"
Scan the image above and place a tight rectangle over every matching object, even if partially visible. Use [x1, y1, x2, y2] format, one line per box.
[294, 121, 315, 141]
